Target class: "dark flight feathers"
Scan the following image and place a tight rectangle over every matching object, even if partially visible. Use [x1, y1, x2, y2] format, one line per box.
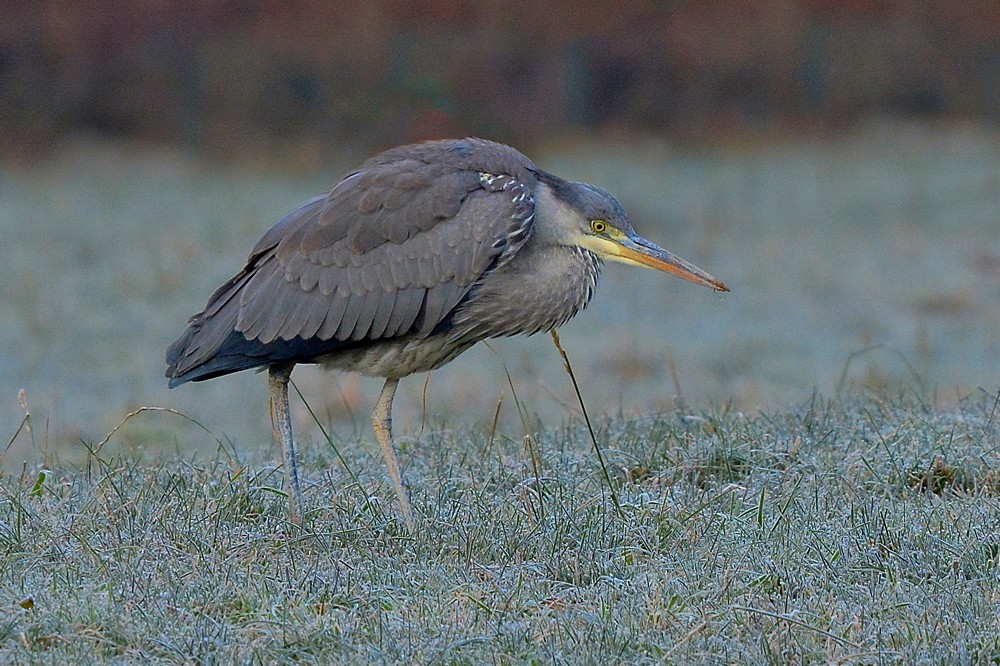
[166, 138, 538, 386]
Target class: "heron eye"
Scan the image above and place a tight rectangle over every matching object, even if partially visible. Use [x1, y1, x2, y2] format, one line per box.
[591, 220, 607, 234]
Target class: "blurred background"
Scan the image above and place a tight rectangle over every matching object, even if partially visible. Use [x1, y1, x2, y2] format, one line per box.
[2, 0, 999, 464]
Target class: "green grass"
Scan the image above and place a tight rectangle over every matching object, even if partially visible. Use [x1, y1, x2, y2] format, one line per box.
[3, 391, 999, 664]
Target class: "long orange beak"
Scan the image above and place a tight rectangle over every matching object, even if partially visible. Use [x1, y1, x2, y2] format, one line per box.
[610, 232, 729, 292]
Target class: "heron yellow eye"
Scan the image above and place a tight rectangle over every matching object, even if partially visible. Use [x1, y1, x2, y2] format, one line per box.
[591, 220, 607, 234]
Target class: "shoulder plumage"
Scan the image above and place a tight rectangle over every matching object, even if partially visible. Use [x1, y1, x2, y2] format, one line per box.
[360, 138, 537, 182]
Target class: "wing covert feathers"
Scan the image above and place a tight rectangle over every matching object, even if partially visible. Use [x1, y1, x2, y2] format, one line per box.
[165, 138, 537, 385]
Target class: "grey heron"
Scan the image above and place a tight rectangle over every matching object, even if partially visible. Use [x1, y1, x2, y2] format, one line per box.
[166, 138, 728, 528]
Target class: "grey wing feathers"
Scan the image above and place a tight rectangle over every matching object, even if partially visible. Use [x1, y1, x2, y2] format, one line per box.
[165, 138, 538, 385]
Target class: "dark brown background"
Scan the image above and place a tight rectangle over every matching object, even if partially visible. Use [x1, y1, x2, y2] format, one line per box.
[4, 0, 999, 157]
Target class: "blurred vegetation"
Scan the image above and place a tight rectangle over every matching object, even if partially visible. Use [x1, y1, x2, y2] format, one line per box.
[3, 0, 1000, 159]
[3, 125, 999, 462]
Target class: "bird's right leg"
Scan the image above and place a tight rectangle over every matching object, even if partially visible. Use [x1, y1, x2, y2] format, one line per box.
[371, 377, 416, 532]
[268, 364, 304, 525]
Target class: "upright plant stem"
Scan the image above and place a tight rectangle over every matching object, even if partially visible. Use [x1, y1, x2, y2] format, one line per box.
[550, 330, 624, 518]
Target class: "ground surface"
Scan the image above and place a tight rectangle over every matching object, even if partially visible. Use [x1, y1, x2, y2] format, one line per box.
[1, 124, 999, 663]
[2, 393, 999, 663]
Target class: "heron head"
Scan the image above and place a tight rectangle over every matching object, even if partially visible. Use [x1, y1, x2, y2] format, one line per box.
[538, 175, 729, 293]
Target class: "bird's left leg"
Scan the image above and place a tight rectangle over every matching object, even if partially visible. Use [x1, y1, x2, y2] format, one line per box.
[371, 377, 416, 532]
[268, 364, 304, 525]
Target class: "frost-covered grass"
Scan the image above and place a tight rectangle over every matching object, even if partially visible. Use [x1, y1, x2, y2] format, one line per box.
[2, 392, 999, 663]
[3, 125, 1000, 662]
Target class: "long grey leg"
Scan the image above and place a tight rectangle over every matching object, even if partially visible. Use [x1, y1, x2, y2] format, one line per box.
[268, 364, 303, 525]
[371, 377, 415, 532]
